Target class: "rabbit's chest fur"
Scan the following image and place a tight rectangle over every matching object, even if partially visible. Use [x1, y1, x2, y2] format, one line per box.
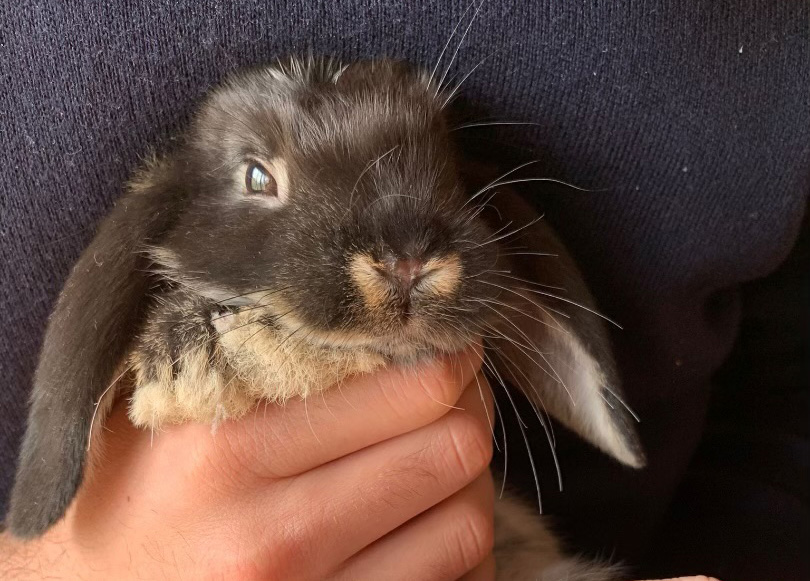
[127, 295, 387, 429]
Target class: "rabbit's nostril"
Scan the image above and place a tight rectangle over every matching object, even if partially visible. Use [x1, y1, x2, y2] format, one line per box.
[388, 258, 423, 291]
[349, 251, 461, 312]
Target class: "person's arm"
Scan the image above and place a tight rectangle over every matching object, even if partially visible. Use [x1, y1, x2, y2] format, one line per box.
[0, 346, 497, 580]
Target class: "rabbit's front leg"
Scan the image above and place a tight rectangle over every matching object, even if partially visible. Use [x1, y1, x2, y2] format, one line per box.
[128, 292, 254, 429]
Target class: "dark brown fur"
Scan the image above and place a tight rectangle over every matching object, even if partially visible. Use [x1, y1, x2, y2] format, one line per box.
[8, 58, 644, 577]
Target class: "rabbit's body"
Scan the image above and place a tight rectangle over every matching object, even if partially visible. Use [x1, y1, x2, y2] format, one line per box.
[9, 56, 643, 579]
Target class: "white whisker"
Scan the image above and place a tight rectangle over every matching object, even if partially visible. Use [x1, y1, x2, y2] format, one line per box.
[452, 121, 544, 131]
[491, 348, 562, 491]
[513, 286, 623, 329]
[483, 350, 543, 513]
[87, 365, 133, 451]
[437, 0, 488, 94]
[427, 0, 478, 91]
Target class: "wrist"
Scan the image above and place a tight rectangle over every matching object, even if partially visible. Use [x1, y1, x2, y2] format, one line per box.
[0, 527, 80, 580]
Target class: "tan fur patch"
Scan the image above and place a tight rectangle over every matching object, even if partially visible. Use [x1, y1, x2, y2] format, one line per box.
[348, 253, 390, 310]
[128, 345, 253, 429]
[127, 307, 386, 429]
[420, 253, 462, 297]
[349, 252, 462, 310]
[217, 308, 386, 403]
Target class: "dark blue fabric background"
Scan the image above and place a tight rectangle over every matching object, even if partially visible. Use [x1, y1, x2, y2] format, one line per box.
[1, 2, 808, 579]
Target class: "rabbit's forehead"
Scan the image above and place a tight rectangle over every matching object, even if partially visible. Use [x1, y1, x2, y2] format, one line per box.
[202, 73, 442, 158]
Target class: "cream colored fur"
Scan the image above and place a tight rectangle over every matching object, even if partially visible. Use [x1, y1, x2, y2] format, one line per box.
[128, 307, 385, 429]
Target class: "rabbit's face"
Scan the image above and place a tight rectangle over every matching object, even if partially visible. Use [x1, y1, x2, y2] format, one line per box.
[151, 59, 500, 360]
[9, 56, 647, 543]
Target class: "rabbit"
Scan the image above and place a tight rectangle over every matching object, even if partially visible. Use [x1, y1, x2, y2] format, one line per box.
[6, 56, 645, 580]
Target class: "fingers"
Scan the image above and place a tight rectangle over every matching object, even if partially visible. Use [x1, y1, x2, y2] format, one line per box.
[70, 349, 494, 581]
[249, 371, 496, 577]
[459, 554, 497, 581]
[331, 472, 495, 581]
[254, 401, 493, 574]
[208, 342, 484, 479]
[636, 578, 722, 581]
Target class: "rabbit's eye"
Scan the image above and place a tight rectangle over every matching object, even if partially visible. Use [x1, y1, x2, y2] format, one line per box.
[245, 162, 277, 196]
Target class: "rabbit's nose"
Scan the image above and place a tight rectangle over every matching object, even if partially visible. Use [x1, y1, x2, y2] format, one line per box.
[348, 251, 461, 314]
[383, 257, 424, 293]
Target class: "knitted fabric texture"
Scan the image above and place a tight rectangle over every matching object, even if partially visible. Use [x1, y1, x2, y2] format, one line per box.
[1, 2, 807, 579]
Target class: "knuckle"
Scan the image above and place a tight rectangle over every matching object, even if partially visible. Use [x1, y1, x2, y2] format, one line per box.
[206, 564, 265, 581]
[259, 536, 308, 580]
[236, 514, 316, 581]
[239, 417, 303, 479]
[172, 425, 230, 482]
[198, 537, 270, 581]
[439, 413, 493, 482]
[381, 359, 462, 424]
[448, 505, 495, 572]
[418, 356, 465, 406]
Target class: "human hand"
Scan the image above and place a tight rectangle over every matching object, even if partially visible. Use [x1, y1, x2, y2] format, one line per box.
[636, 575, 718, 581]
[0, 345, 495, 580]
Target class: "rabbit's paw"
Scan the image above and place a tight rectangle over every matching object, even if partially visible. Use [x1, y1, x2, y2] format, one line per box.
[128, 297, 254, 428]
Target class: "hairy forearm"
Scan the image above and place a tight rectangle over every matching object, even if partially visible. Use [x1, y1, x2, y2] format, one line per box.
[0, 530, 71, 580]
[0, 532, 61, 581]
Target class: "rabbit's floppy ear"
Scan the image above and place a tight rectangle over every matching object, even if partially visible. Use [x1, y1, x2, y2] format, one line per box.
[486, 191, 646, 469]
[6, 157, 182, 538]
